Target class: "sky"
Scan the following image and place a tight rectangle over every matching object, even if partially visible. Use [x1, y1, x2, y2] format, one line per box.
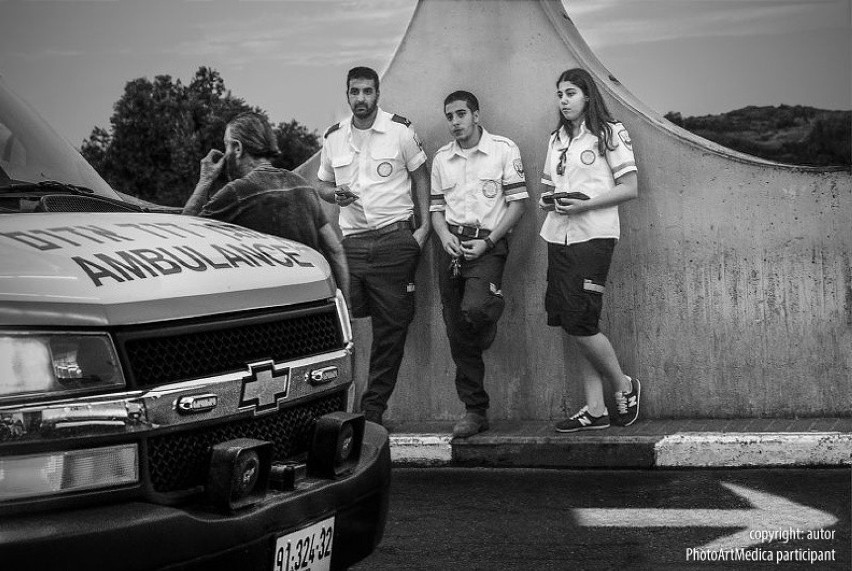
[0, 0, 849, 148]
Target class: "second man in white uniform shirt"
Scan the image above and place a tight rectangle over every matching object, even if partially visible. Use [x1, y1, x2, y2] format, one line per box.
[430, 90, 528, 439]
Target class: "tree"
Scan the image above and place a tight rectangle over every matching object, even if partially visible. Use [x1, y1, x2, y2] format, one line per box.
[272, 120, 321, 171]
[663, 106, 850, 167]
[81, 67, 321, 206]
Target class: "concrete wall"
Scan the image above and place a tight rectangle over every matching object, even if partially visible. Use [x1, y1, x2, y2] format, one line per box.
[299, 0, 851, 420]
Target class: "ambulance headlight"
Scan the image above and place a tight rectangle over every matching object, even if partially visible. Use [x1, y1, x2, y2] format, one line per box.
[0, 333, 125, 401]
[0, 444, 139, 501]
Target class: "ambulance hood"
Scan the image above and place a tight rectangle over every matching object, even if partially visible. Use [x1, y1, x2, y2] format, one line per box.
[0, 213, 336, 327]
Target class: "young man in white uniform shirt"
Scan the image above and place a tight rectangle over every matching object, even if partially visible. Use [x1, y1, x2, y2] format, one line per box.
[315, 66, 430, 427]
[431, 91, 528, 438]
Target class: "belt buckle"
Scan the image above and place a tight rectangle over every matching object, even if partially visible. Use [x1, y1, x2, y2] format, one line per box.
[456, 225, 479, 239]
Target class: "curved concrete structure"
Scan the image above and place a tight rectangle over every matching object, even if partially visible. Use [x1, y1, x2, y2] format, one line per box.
[299, 0, 851, 420]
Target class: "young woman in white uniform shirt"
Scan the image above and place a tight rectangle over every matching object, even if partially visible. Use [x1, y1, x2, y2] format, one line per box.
[538, 68, 642, 433]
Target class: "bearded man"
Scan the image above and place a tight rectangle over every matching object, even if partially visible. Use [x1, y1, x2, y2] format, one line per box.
[182, 112, 349, 302]
[313, 66, 430, 426]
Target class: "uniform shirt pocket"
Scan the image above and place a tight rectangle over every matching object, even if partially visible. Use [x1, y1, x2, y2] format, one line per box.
[331, 153, 356, 184]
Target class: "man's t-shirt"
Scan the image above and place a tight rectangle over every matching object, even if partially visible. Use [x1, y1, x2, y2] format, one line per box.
[198, 164, 328, 251]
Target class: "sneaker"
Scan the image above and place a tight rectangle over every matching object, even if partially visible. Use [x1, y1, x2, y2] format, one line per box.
[614, 376, 641, 426]
[452, 412, 489, 438]
[555, 406, 610, 433]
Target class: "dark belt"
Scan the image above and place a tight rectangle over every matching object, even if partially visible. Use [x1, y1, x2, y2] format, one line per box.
[448, 224, 490, 239]
[347, 220, 412, 239]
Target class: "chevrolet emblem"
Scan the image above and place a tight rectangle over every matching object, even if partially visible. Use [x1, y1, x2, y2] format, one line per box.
[239, 360, 291, 414]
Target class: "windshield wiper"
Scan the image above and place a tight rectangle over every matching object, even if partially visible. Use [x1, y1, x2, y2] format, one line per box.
[0, 180, 144, 213]
[0, 180, 96, 195]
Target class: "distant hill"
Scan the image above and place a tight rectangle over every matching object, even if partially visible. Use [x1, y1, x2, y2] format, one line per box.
[664, 105, 851, 168]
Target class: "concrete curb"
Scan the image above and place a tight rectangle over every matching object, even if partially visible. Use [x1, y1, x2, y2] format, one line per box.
[389, 432, 852, 468]
[389, 434, 452, 466]
[654, 432, 852, 468]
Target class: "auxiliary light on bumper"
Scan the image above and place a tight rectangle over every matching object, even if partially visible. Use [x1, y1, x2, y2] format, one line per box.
[205, 412, 366, 512]
[207, 438, 273, 511]
[308, 411, 365, 478]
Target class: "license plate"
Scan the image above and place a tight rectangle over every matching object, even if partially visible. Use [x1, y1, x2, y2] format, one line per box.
[273, 515, 335, 571]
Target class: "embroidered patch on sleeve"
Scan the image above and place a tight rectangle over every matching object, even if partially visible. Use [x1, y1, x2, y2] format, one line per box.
[513, 158, 525, 178]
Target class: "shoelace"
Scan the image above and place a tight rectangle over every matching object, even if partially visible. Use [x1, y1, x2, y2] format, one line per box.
[614, 391, 628, 415]
[570, 406, 590, 420]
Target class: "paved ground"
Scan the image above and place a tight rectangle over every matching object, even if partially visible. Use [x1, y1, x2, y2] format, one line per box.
[352, 467, 851, 570]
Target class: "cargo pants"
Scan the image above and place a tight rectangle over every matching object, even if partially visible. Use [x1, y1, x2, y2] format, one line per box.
[437, 237, 508, 414]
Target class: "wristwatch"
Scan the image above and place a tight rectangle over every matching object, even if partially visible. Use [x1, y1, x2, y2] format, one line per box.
[483, 237, 495, 251]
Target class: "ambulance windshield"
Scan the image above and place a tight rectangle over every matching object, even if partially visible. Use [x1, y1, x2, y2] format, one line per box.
[0, 78, 118, 199]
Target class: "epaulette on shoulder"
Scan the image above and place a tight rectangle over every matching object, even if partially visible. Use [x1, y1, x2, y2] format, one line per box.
[491, 134, 514, 147]
[391, 114, 412, 127]
[323, 122, 341, 139]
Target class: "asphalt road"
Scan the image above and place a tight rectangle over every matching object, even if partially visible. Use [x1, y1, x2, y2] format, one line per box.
[351, 467, 850, 570]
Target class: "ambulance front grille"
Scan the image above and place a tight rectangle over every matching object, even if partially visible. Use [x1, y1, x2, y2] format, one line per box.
[145, 389, 347, 493]
[115, 303, 343, 388]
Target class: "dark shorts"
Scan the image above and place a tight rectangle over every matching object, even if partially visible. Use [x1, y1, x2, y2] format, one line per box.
[545, 238, 616, 336]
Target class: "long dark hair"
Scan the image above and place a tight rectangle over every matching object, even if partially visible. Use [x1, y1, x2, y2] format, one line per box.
[554, 68, 616, 156]
[227, 112, 280, 160]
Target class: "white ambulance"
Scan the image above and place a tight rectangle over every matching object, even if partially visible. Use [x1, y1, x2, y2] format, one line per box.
[0, 76, 389, 570]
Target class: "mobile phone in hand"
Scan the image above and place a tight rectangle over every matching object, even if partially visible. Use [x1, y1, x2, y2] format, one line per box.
[335, 187, 359, 201]
[553, 191, 590, 201]
[542, 191, 590, 203]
